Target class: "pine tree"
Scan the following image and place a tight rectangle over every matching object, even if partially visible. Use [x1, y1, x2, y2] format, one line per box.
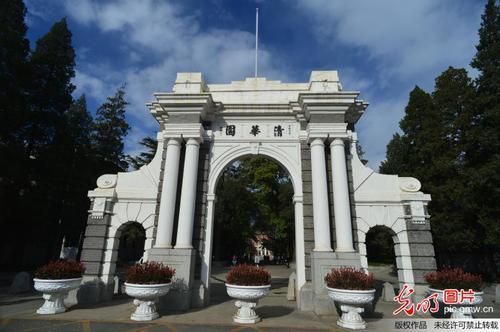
[379, 133, 411, 175]
[430, 68, 480, 254]
[471, 0, 500, 104]
[127, 136, 158, 170]
[380, 86, 438, 183]
[27, 18, 76, 263]
[28, 18, 75, 155]
[60, 95, 95, 246]
[0, 0, 32, 268]
[92, 85, 131, 172]
[0, 0, 30, 144]
[466, 0, 500, 262]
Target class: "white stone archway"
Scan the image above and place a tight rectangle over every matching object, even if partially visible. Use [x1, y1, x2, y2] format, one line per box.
[79, 71, 436, 311]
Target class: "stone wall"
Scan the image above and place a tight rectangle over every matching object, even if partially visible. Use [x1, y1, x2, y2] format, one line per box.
[300, 142, 313, 281]
[193, 143, 210, 280]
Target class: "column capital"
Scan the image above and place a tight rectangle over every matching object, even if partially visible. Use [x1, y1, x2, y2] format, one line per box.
[330, 137, 348, 147]
[166, 137, 182, 146]
[163, 123, 205, 142]
[309, 138, 325, 147]
[185, 137, 201, 145]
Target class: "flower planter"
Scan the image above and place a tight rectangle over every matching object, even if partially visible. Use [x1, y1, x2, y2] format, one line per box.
[428, 288, 483, 319]
[33, 278, 82, 314]
[225, 283, 271, 324]
[326, 287, 376, 330]
[124, 282, 172, 321]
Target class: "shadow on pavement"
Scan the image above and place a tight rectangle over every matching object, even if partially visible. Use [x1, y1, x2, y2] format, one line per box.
[257, 305, 294, 319]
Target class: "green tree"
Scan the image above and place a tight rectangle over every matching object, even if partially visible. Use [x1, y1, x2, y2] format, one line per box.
[0, 0, 30, 144]
[379, 133, 411, 175]
[240, 157, 294, 260]
[92, 85, 131, 172]
[430, 68, 480, 254]
[28, 18, 75, 155]
[127, 136, 157, 170]
[465, 0, 500, 265]
[380, 86, 438, 181]
[59, 95, 95, 246]
[213, 157, 295, 262]
[19, 18, 77, 263]
[0, 0, 32, 267]
[213, 162, 256, 260]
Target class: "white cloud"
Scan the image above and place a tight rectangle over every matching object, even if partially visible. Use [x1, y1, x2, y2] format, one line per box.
[63, 0, 289, 151]
[295, 0, 483, 170]
[295, 0, 482, 80]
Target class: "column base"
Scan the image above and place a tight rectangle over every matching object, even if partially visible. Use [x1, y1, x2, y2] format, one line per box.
[310, 251, 362, 315]
[153, 245, 173, 249]
[147, 248, 196, 311]
[173, 245, 194, 249]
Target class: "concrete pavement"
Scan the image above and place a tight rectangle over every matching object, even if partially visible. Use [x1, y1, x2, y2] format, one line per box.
[1, 265, 498, 331]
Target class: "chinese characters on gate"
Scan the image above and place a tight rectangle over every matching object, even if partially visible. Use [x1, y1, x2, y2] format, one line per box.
[219, 124, 290, 137]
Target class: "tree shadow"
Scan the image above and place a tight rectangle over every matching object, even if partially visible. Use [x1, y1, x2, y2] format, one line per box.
[256, 305, 294, 318]
[69, 294, 132, 310]
[208, 282, 231, 306]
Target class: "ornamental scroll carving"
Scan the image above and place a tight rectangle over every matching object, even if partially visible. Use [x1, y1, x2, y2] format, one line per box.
[398, 177, 421, 192]
[96, 174, 117, 189]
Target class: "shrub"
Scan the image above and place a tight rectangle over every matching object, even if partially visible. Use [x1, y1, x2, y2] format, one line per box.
[35, 260, 86, 279]
[425, 268, 482, 291]
[226, 264, 271, 286]
[126, 262, 175, 284]
[324, 267, 374, 290]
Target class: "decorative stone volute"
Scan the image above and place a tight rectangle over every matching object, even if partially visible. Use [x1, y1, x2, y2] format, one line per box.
[399, 177, 422, 192]
[96, 174, 117, 189]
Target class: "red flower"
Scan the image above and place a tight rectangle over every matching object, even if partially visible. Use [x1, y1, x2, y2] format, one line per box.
[324, 267, 374, 290]
[424, 268, 482, 291]
[226, 264, 271, 286]
[35, 260, 86, 279]
[125, 262, 175, 284]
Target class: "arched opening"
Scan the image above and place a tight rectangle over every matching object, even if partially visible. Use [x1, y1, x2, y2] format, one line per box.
[365, 225, 398, 294]
[117, 222, 146, 269]
[210, 155, 296, 304]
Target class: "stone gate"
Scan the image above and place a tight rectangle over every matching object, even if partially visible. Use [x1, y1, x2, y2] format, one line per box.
[79, 71, 436, 313]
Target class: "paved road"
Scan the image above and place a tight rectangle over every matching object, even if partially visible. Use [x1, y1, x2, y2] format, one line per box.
[0, 318, 333, 332]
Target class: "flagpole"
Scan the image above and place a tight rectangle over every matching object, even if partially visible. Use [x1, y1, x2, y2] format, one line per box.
[255, 8, 259, 78]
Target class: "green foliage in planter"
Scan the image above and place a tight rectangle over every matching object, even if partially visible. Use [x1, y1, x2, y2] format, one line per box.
[226, 264, 271, 286]
[425, 268, 482, 291]
[35, 260, 85, 279]
[125, 262, 175, 284]
[325, 267, 374, 290]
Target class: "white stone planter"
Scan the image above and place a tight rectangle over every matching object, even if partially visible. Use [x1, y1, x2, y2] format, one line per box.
[429, 288, 483, 319]
[326, 287, 376, 330]
[33, 277, 82, 314]
[124, 282, 172, 321]
[225, 283, 271, 324]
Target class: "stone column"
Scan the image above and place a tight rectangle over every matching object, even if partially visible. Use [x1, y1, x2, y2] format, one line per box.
[175, 138, 201, 248]
[155, 138, 182, 248]
[310, 138, 333, 252]
[293, 195, 306, 291]
[201, 194, 216, 289]
[330, 138, 354, 252]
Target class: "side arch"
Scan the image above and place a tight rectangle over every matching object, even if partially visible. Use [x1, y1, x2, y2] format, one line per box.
[356, 212, 415, 288]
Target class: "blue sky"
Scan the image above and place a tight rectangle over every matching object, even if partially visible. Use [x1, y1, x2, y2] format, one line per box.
[25, 0, 485, 169]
